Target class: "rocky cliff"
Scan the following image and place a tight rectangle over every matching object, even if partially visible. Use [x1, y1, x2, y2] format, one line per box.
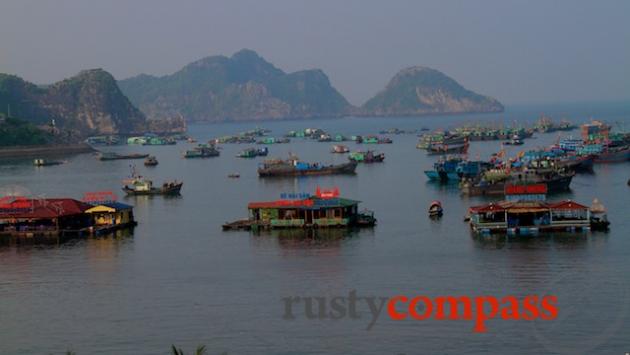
[118, 49, 353, 122]
[0, 69, 147, 137]
[362, 66, 503, 116]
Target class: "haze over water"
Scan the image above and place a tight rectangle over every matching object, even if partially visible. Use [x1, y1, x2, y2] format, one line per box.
[0, 103, 629, 354]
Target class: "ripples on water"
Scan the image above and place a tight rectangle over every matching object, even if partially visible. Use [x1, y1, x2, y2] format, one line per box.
[0, 104, 629, 354]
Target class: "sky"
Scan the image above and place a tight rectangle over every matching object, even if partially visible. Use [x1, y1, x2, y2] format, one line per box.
[0, 0, 629, 106]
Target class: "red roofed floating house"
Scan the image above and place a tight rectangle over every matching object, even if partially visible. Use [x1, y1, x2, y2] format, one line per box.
[223, 187, 376, 230]
[0, 195, 136, 241]
[467, 184, 608, 235]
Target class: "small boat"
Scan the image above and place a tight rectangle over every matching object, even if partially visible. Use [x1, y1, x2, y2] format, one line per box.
[144, 156, 158, 166]
[228, 173, 240, 178]
[348, 150, 385, 163]
[429, 201, 443, 218]
[99, 152, 150, 161]
[33, 159, 64, 167]
[331, 145, 350, 154]
[427, 141, 469, 155]
[123, 175, 182, 196]
[504, 135, 524, 145]
[187, 138, 198, 143]
[184, 144, 220, 158]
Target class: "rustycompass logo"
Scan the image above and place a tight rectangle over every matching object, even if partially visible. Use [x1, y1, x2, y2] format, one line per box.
[282, 290, 558, 332]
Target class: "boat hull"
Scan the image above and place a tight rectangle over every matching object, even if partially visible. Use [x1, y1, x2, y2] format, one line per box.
[258, 162, 357, 177]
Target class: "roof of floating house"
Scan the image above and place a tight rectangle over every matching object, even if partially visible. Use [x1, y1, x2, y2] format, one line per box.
[0, 198, 93, 219]
[469, 200, 588, 214]
[248, 197, 360, 210]
[85, 202, 134, 213]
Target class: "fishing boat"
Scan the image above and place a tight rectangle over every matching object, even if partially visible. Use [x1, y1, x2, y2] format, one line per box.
[348, 150, 385, 163]
[504, 135, 524, 145]
[468, 184, 605, 235]
[183, 144, 220, 158]
[33, 159, 64, 167]
[122, 175, 182, 196]
[237, 147, 269, 158]
[99, 152, 150, 161]
[222, 187, 376, 230]
[424, 157, 463, 181]
[144, 156, 159, 166]
[427, 139, 469, 155]
[428, 201, 443, 218]
[331, 145, 350, 153]
[461, 169, 574, 196]
[258, 156, 358, 177]
[593, 145, 630, 163]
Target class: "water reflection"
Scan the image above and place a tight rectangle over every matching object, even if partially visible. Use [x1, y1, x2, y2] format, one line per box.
[470, 231, 610, 250]
[250, 227, 371, 250]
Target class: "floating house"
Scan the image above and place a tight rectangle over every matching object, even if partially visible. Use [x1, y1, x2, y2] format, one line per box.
[0, 196, 137, 241]
[468, 184, 595, 235]
[0, 198, 93, 239]
[85, 202, 137, 230]
[223, 188, 376, 230]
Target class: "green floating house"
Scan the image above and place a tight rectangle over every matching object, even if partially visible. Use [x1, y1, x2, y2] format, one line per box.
[223, 188, 376, 230]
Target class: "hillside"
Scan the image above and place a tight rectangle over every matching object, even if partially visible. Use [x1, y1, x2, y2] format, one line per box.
[118, 49, 353, 122]
[362, 66, 503, 116]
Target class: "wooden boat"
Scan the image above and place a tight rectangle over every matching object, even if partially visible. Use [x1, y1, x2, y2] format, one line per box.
[593, 145, 630, 163]
[184, 144, 220, 158]
[122, 176, 182, 196]
[99, 152, 149, 161]
[331, 145, 350, 153]
[461, 170, 574, 196]
[428, 141, 469, 155]
[258, 157, 357, 177]
[237, 147, 268, 158]
[429, 201, 443, 218]
[144, 156, 158, 166]
[348, 150, 385, 163]
[33, 159, 64, 167]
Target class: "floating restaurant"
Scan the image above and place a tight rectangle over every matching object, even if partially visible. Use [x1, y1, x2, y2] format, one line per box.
[467, 184, 607, 235]
[223, 187, 376, 230]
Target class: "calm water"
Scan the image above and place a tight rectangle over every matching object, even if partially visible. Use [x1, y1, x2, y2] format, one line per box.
[1, 103, 629, 355]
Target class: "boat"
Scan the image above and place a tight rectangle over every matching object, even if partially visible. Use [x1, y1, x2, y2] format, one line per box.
[228, 173, 240, 178]
[427, 140, 469, 155]
[99, 152, 150, 161]
[33, 159, 64, 167]
[593, 145, 630, 163]
[331, 145, 350, 154]
[223, 187, 376, 230]
[468, 184, 605, 235]
[504, 135, 524, 145]
[144, 156, 159, 166]
[258, 156, 358, 177]
[461, 169, 574, 196]
[428, 201, 443, 218]
[424, 157, 463, 181]
[348, 150, 385, 163]
[589, 198, 609, 231]
[122, 175, 182, 196]
[237, 147, 268, 158]
[183, 144, 220, 158]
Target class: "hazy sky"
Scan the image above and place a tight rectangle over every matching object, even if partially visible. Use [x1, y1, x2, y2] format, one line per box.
[1, 0, 628, 106]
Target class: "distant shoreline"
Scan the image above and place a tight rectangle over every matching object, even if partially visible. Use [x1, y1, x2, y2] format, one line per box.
[0, 143, 95, 159]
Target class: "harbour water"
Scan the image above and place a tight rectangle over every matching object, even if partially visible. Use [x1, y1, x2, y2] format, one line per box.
[1, 102, 629, 354]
